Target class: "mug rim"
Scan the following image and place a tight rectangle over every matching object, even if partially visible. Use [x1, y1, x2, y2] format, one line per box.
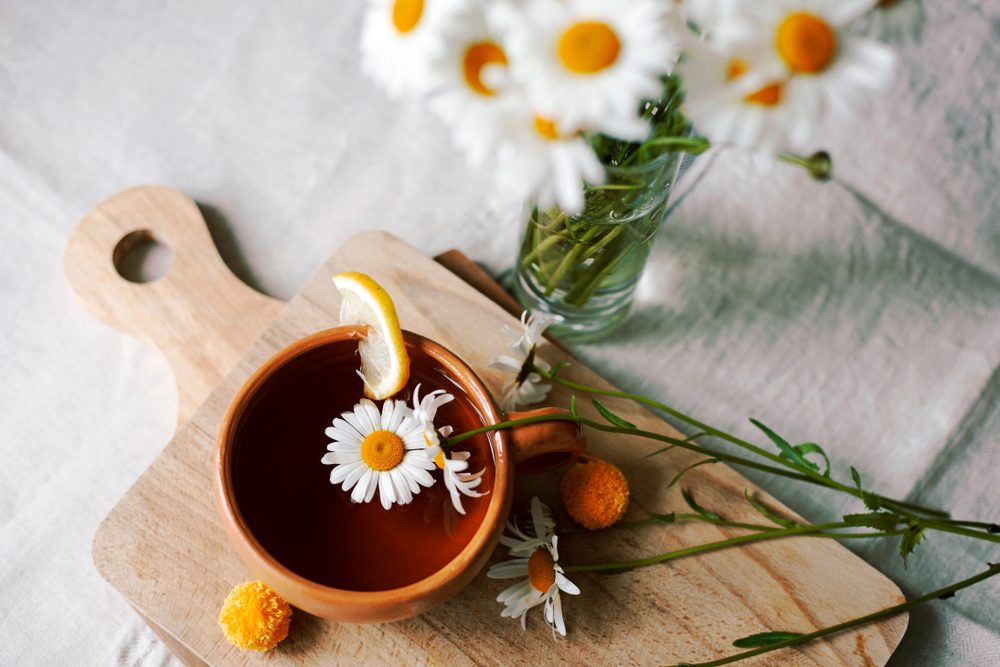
[214, 325, 512, 620]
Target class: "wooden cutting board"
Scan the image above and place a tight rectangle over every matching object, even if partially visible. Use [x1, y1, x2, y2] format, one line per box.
[66, 186, 907, 666]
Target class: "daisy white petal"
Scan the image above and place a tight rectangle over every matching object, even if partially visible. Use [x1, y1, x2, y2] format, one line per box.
[360, 0, 458, 99]
[352, 469, 375, 504]
[487, 559, 530, 580]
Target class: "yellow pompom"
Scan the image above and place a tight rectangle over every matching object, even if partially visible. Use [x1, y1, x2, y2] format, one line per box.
[219, 581, 292, 651]
[560, 457, 629, 530]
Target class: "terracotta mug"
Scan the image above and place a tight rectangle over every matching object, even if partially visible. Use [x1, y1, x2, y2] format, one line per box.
[214, 326, 585, 623]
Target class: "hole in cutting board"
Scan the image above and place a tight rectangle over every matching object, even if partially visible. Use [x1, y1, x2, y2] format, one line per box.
[113, 230, 173, 283]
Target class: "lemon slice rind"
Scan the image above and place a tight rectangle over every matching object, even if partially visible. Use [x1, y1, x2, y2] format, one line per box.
[331, 272, 410, 400]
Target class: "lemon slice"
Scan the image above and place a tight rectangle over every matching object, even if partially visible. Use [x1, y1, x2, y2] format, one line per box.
[332, 272, 410, 400]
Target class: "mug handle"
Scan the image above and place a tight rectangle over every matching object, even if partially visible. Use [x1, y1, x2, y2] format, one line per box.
[506, 407, 586, 475]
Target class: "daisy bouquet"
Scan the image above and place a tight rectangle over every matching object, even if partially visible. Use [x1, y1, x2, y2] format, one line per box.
[359, 0, 903, 338]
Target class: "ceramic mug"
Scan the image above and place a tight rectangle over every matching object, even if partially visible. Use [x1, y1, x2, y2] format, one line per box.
[214, 326, 585, 623]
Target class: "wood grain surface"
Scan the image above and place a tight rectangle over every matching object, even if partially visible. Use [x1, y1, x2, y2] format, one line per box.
[76, 188, 908, 666]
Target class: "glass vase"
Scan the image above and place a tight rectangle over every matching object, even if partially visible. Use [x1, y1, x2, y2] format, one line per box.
[513, 149, 684, 342]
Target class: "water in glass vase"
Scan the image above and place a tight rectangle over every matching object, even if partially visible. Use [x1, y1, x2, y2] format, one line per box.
[514, 148, 684, 341]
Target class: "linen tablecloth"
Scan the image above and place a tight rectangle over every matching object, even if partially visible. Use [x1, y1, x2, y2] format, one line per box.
[1, 1, 997, 665]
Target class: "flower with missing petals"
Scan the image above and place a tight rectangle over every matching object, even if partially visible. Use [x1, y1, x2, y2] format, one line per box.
[487, 497, 580, 636]
[490, 311, 556, 410]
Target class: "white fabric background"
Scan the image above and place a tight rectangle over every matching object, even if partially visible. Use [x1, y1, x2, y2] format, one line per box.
[1, 1, 997, 665]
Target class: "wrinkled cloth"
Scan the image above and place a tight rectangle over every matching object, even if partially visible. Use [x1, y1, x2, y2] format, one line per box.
[1, 1, 997, 665]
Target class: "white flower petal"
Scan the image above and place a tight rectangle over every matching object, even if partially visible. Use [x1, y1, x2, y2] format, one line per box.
[352, 469, 374, 503]
[322, 450, 358, 466]
[378, 472, 396, 510]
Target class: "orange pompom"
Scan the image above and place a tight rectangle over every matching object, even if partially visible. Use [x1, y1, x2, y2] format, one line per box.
[219, 581, 292, 651]
[560, 457, 629, 529]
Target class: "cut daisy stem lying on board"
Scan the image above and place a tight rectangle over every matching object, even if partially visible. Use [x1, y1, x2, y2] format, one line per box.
[441, 310, 999, 662]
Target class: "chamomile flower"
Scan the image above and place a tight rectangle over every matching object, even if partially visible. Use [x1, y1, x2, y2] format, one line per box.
[488, 497, 580, 636]
[322, 398, 436, 510]
[360, 0, 458, 98]
[411, 385, 489, 515]
[430, 2, 513, 165]
[490, 311, 556, 411]
[680, 37, 807, 150]
[681, 0, 896, 151]
[493, 0, 677, 141]
[854, 0, 924, 44]
[494, 103, 606, 215]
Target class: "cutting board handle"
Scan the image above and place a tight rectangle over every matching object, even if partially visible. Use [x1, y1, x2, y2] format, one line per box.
[63, 185, 283, 426]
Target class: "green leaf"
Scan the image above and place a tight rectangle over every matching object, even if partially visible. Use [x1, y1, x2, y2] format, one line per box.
[667, 458, 720, 488]
[744, 490, 798, 528]
[862, 492, 883, 511]
[732, 631, 805, 648]
[649, 512, 677, 524]
[842, 512, 902, 532]
[569, 395, 578, 418]
[750, 419, 819, 473]
[593, 398, 635, 429]
[790, 442, 831, 477]
[899, 525, 926, 568]
[850, 466, 863, 491]
[644, 444, 677, 458]
[681, 488, 721, 521]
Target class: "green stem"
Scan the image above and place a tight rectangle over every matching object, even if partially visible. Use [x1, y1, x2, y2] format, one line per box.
[562, 513, 780, 536]
[544, 225, 601, 295]
[622, 136, 710, 167]
[534, 366, 951, 520]
[921, 519, 1000, 545]
[519, 214, 567, 270]
[563, 522, 894, 573]
[445, 413, 816, 485]
[564, 227, 635, 306]
[778, 151, 832, 181]
[675, 563, 1000, 667]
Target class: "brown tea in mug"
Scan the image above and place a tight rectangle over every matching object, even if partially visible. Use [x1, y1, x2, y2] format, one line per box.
[232, 338, 495, 591]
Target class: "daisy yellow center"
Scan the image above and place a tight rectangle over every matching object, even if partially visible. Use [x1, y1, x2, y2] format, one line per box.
[391, 0, 423, 34]
[361, 430, 405, 471]
[775, 12, 837, 74]
[534, 115, 560, 140]
[557, 21, 620, 74]
[726, 58, 784, 107]
[527, 548, 556, 593]
[463, 41, 507, 96]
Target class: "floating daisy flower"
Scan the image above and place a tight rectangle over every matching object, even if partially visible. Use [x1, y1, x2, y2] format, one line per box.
[430, 2, 513, 165]
[322, 398, 436, 510]
[488, 497, 580, 636]
[493, 0, 677, 141]
[490, 311, 556, 411]
[681, 0, 896, 151]
[360, 0, 457, 98]
[411, 385, 489, 515]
